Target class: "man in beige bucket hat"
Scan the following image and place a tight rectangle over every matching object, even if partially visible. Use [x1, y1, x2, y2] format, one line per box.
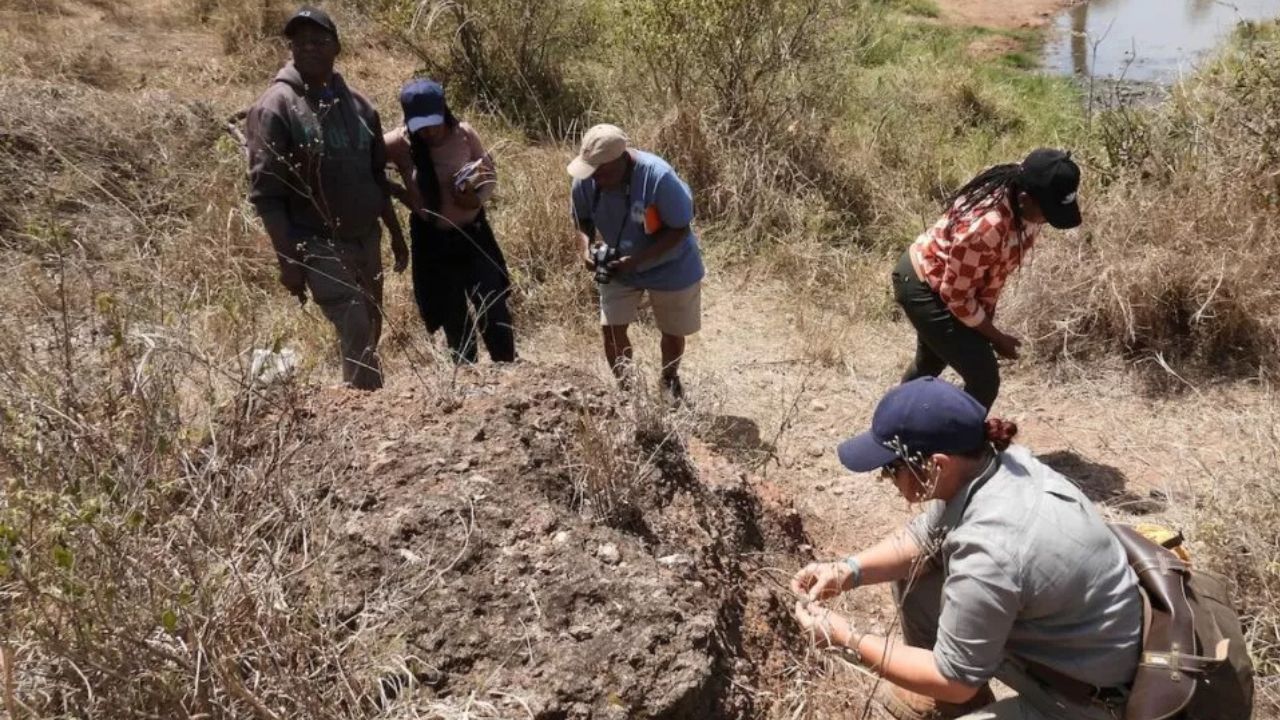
[568, 124, 706, 401]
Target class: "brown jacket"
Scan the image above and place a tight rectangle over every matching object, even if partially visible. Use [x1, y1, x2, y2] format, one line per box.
[246, 62, 389, 241]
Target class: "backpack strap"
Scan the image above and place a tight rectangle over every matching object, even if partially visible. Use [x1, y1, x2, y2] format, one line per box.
[1111, 524, 1199, 720]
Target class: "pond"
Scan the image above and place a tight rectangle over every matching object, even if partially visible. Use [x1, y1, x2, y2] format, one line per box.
[1041, 0, 1280, 84]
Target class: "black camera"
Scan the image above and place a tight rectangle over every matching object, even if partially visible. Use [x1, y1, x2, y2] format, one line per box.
[591, 243, 619, 284]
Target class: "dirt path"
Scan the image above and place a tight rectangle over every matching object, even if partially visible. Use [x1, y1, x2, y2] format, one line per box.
[935, 0, 1081, 29]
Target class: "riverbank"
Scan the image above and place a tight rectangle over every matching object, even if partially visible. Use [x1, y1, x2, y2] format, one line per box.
[935, 0, 1081, 29]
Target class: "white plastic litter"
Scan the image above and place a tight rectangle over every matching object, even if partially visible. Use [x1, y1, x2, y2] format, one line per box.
[249, 348, 299, 386]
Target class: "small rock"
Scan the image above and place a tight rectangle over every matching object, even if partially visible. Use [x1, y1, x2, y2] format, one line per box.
[553, 530, 571, 545]
[367, 456, 395, 473]
[815, 483, 826, 492]
[568, 625, 593, 640]
[397, 548, 424, 564]
[597, 543, 621, 565]
[810, 399, 829, 412]
[657, 554, 692, 566]
[451, 459, 472, 473]
[807, 442, 826, 458]
[468, 473, 492, 485]
[831, 487, 845, 496]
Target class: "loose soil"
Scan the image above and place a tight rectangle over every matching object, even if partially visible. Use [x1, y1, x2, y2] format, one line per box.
[934, 0, 1081, 30]
[281, 365, 818, 718]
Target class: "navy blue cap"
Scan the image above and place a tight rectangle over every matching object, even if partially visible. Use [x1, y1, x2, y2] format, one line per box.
[837, 377, 988, 473]
[399, 79, 447, 133]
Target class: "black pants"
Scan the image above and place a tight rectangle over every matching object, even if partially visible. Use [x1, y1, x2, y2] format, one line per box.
[891, 249, 999, 408]
[410, 212, 516, 364]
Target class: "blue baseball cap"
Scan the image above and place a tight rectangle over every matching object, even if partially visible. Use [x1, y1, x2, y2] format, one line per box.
[400, 79, 447, 133]
[837, 377, 988, 473]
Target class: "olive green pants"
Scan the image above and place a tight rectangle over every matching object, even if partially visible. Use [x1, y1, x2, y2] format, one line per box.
[302, 230, 384, 390]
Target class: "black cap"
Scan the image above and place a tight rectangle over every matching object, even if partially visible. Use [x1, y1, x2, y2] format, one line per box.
[1020, 148, 1081, 230]
[283, 6, 339, 41]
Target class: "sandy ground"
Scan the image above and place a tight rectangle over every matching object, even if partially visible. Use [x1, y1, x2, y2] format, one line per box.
[935, 0, 1082, 29]
[527, 271, 1274, 714]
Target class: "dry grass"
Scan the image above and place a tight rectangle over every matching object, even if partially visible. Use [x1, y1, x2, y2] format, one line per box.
[1004, 28, 1280, 385]
[3, 0, 1280, 714]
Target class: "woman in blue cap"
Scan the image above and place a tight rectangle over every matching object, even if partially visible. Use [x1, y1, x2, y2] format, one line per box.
[385, 79, 516, 364]
[789, 377, 1141, 720]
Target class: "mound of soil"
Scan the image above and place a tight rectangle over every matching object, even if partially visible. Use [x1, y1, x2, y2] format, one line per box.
[284, 364, 812, 719]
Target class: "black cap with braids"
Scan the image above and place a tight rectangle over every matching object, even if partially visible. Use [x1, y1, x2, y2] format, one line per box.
[945, 162, 1026, 234]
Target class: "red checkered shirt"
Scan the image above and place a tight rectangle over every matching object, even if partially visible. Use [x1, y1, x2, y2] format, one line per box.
[912, 191, 1041, 327]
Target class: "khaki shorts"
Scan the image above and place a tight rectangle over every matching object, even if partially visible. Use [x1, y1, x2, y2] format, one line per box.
[599, 280, 702, 336]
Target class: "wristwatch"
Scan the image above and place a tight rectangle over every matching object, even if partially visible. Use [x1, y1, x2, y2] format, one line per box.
[842, 556, 863, 589]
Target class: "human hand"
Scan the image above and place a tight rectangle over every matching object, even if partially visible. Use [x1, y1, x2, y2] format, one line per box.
[790, 561, 854, 601]
[992, 332, 1023, 360]
[794, 599, 851, 649]
[607, 255, 639, 274]
[391, 236, 409, 273]
[279, 262, 307, 306]
[452, 185, 482, 209]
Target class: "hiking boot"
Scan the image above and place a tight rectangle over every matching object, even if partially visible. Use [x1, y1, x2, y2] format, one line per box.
[875, 683, 995, 720]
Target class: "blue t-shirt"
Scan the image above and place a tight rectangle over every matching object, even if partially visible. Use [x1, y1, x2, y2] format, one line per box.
[571, 150, 705, 291]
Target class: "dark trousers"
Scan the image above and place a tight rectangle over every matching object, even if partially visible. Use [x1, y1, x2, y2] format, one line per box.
[891, 249, 999, 408]
[410, 212, 516, 364]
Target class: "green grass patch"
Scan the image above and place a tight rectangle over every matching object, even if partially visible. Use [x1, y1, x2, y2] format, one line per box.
[886, 0, 941, 18]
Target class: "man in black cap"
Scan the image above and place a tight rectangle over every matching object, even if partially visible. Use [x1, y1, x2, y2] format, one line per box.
[245, 5, 407, 390]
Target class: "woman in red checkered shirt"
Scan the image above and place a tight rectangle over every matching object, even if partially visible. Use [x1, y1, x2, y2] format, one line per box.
[891, 149, 1082, 408]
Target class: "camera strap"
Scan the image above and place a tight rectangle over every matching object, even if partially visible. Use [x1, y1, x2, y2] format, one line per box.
[590, 155, 635, 251]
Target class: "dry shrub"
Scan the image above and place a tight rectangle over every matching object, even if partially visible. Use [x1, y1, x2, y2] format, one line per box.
[191, 0, 291, 78]
[1188, 399, 1280, 702]
[482, 139, 596, 331]
[1004, 27, 1280, 383]
[67, 41, 126, 89]
[565, 373, 698, 529]
[1007, 181, 1278, 387]
[377, 0, 597, 139]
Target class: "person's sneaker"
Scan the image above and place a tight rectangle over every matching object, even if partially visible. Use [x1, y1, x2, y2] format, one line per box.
[875, 683, 995, 720]
[660, 373, 685, 404]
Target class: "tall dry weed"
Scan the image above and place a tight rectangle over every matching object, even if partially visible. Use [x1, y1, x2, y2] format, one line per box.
[1003, 28, 1280, 384]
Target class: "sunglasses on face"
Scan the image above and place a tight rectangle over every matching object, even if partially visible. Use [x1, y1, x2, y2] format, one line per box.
[880, 460, 906, 480]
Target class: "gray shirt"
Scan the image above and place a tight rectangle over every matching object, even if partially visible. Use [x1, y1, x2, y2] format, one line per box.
[906, 444, 1142, 688]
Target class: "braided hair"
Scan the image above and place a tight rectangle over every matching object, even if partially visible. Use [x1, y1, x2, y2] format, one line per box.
[945, 162, 1027, 235]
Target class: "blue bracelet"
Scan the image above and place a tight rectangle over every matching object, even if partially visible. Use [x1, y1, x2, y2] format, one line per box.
[842, 556, 862, 588]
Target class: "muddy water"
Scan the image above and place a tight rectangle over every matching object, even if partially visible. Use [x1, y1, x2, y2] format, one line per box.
[1042, 0, 1280, 83]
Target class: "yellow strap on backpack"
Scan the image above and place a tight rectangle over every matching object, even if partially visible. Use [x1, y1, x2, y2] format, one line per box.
[1135, 522, 1192, 563]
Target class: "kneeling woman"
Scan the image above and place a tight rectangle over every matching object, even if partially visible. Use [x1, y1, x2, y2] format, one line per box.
[386, 79, 516, 363]
[791, 378, 1141, 720]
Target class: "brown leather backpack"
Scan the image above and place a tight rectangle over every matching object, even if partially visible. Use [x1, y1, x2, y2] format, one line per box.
[1111, 524, 1254, 720]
